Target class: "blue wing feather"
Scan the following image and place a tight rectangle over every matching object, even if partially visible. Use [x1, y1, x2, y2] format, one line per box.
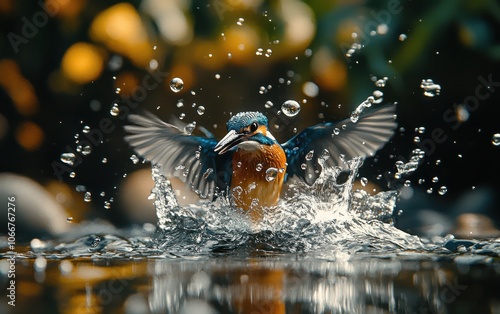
[282, 104, 397, 185]
[124, 112, 232, 199]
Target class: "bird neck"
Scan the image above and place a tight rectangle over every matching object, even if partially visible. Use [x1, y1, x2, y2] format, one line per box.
[230, 144, 287, 221]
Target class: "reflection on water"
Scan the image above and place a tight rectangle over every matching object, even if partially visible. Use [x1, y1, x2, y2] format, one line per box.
[1, 251, 500, 313]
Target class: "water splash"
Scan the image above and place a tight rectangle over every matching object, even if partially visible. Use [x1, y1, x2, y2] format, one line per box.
[150, 156, 423, 254]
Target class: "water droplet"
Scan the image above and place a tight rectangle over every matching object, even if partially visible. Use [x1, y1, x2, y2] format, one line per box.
[265, 167, 278, 182]
[237, 161, 242, 168]
[435, 159, 441, 165]
[236, 17, 244, 26]
[130, 154, 139, 164]
[215, 74, 220, 79]
[404, 180, 411, 187]
[115, 87, 121, 94]
[398, 34, 407, 41]
[281, 100, 301, 117]
[60, 153, 76, 166]
[76, 185, 86, 192]
[333, 128, 340, 136]
[427, 188, 433, 194]
[102, 158, 108, 163]
[176, 100, 184, 108]
[202, 168, 213, 179]
[256, 163, 263, 171]
[305, 150, 314, 161]
[66, 217, 73, 223]
[82, 126, 90, 133]
[373, 90, 383, 98]
[264, 101, 273, 109]
[301, 163, 307, 170]
[170, 77, 184, 93]
[492, 133, 500, 146]
[197, 106, 205, 115]
[265, 48, 272, 57]
[374, 77, 388, 88]
[110, 103, 120, 116]
[69, 172, 76, 178]
[184, 122, 196, 135]
[81, 145, 92, 155]
[104, 201, 111, 209]
[179, 113, 186, 120]
[432, 176, 439, 183]
[414, 136, 421, 143]
[438, 186, 448, 195]
[360, 177, 368, 186]
[34, 256, 47, 272]
[195, 150, 201, 159]
[420, 79, 441, 97]
[84, 191, 92, 202]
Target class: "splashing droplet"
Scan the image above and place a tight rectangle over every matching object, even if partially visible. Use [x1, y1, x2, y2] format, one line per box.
[265, 167, 279, 182]
[420, 79, 441, 97]
[305, 150, 314, 161]
[66, 217, 74, 223]
[81, 145, 92, 155]
[110, 103, 120, 116]
[84, 191, 92, 202]
[360, 177, 368, 186]
[281, 100, 301, 117]
[170, 77, 184, 93]
[492, 133, 500, 146]
[438, 186, 448, 195]
[60, 153, 76, 166]
[130, 154, 139, 164]
[197, 106, 205, 115]
[184, 122, 196, 135]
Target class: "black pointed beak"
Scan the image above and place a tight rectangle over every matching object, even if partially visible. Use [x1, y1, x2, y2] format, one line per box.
[214, 130, 246, 154]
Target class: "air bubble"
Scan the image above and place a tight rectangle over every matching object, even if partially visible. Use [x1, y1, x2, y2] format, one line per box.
[170, 78, 184, 93]
[281, 100, 301, 117]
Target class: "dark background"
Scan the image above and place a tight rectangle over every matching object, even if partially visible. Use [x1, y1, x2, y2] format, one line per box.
[1, 0, 499, 237]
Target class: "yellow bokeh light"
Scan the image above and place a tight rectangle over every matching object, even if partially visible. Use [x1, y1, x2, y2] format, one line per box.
[61, 42, 104, 84]
[15, 121, 44, 151]
[89, 3, 153, 67]
[0, 59, 39, 116]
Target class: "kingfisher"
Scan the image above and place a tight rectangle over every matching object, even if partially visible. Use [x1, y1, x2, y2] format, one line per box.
[124, 104, 396, 220]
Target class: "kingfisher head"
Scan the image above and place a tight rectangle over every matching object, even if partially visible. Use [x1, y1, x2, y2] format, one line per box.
[214, 111, 277, 154]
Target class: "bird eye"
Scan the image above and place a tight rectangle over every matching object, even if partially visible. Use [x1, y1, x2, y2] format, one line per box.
[250, 122, 258, 132]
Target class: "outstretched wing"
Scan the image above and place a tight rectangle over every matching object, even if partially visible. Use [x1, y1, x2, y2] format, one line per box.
[124, 112, 232, 199]
[282, 104, 397, 185]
